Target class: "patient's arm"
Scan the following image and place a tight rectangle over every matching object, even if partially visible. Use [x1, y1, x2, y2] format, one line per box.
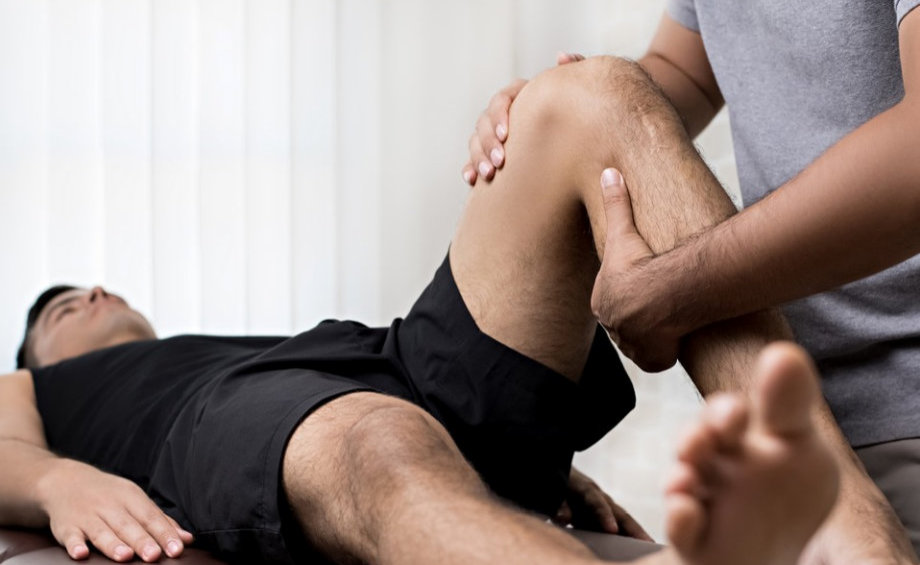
[0, 370, 192, 562]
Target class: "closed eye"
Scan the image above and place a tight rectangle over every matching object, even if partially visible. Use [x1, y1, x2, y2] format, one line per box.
[55, 306, 76, 323]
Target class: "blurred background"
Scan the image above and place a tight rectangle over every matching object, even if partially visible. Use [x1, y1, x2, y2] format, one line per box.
[0, 0, 741, 541]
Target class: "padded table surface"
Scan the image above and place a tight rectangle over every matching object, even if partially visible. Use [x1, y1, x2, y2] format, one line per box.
[0, 529, 224, 564]
[0, 526, 662, 563]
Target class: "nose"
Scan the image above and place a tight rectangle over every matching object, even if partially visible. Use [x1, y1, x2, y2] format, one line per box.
[88, 286, 109, 303]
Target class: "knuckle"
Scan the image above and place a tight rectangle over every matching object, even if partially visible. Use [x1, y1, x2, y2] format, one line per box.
[135, 506, 161, 526]
[90, 530, 118, 551]
[151, 521, 174, 541]
[493, 92, 512, 108]
[604, 190, 627, 208]
[59, 529, 83, 546]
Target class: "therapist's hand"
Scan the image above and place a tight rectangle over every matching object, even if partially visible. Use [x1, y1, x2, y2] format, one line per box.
[36, 458, 194, 562]
[462, 53, 585, 185]
[591, 168, 682, 372]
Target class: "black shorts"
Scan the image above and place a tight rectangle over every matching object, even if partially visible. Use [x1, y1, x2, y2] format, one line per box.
[177, 254, 635, 563]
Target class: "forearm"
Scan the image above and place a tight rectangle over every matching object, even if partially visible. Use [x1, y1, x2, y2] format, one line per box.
[0, 438, 60, 527]
[587, 63, 865, 469]
[656, 100, 920, 334]
[0, 370, 59, 527]
[639, 53, 721, 139]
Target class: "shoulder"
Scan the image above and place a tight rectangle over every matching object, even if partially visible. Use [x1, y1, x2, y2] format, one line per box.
[0, 369, 34, 397]
[0, 370, 38, 421]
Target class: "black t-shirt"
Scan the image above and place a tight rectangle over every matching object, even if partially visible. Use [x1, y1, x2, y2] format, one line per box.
[31, 335, 287, 487]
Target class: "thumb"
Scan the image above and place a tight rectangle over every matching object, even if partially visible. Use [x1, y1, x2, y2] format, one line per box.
[600, 168, 652, 263]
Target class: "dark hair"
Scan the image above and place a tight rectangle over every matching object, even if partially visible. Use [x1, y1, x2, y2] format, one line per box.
[16, 285, 77, 370]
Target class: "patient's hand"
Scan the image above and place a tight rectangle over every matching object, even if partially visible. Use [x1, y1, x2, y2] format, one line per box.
[35, 458, 194, 563]
[462, 53, 584, 185]
[553, 467, 652, 541]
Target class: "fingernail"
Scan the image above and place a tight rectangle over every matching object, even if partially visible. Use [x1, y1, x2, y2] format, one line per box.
[601, 168, 622, 190]
[167, 540, 182, 556]
[490, 146, 504, 167]
[496, 123, 508, 140]
[115, 544, 132, 559]
[463, 169, 474, 184]
[478, 161, 492, 177]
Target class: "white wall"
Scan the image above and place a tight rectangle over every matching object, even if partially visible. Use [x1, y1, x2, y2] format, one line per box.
[0, 0, 739, 541]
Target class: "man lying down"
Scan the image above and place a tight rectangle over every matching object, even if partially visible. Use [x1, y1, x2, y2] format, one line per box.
[0, 57, 840, 565]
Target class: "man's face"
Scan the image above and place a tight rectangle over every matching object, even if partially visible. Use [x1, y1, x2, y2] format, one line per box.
[29, 286, 157, 367]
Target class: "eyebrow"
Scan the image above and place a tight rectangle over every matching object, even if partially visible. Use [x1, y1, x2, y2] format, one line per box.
[41, 295, 82, 327]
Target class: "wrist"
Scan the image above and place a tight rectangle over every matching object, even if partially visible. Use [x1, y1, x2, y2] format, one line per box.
[33, 457, 79, 515]
[641, 248, 707, 339]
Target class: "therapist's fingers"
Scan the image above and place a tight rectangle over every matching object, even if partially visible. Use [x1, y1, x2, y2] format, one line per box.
[487, 78, 527, 147]
[556, 52, 586, 65]
[468, 130, 494, 182]
[462, 162, 478, 186]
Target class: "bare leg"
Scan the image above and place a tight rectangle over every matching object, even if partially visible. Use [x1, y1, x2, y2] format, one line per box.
[276, 56, 844, 565]
[279, 348, 836, 565]
[281, 392, 603, 565]
[451, 56, 909, 559]
[451, 55, 786, 385]
[652, 343, 839, 565]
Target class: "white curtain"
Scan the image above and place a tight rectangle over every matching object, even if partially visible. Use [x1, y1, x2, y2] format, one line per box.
[0, 0, 705, 351]
[0, 0, 738, 538]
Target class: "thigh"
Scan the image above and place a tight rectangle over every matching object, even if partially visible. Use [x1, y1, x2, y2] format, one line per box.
[856, 438, 920, 555]
[281, 392, 473, 563]
[450, 63, 612, 382]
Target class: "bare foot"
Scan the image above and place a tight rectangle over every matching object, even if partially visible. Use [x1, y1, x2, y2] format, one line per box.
[658, 343, 839, 565]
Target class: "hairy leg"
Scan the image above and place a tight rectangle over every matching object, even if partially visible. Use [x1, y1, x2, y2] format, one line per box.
[281, 392, 602, 565]
[452, 55, 913, 561]
[280, 355, 836, 565]
[451, 55, 787, 384]
[649, 343, 838, 565]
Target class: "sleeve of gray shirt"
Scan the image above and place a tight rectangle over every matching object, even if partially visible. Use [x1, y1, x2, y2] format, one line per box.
[666, 0, 699, 32]
[896, 0, 920, 24]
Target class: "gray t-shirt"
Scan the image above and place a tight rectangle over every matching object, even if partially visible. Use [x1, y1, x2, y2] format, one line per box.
[666, 0, 920, 446]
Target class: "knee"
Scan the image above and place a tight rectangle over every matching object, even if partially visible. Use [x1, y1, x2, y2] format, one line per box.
[342, 398, 471, 486]
[514, 55, 677, 147]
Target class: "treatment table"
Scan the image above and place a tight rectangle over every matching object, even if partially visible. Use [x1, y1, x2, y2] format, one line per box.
[0, 526, 662, 563]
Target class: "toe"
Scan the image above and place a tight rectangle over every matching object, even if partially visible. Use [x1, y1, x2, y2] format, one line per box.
[676, 420, 718, 467]
[755, 342, 820, 437]
[704, 394, 750, 451]
[665, 462, 709, 500]
[665, 492, 707, 555]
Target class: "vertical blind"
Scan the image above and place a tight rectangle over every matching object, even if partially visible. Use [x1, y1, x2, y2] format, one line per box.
[0, 0, 731, 366]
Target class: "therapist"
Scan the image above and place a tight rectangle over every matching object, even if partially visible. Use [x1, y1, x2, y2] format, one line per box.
[465, 2, 920, 564]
